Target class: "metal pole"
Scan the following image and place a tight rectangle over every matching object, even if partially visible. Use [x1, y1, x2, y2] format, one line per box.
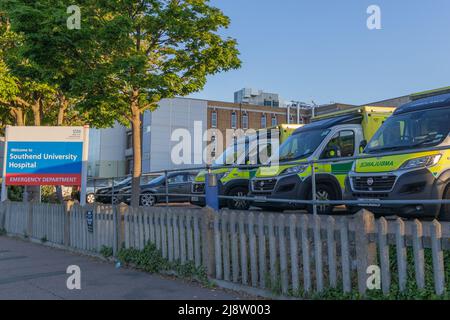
[111, 177, 115, 206]
[165, 170, 169, 206]
[1, 129, 9, 202]
[93, 177, 96, 204]
[80, 125, 90, 206]
[311, 161, 317, 215]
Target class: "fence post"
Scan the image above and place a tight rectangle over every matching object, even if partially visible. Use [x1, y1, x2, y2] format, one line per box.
[201, 206, 216, 278]
[0, 201, 6, 230]
[64, 200, 74, 247]
[116, 203, 128, 254]
[355, 209, 377, 295]
[27, 202, 33, 239]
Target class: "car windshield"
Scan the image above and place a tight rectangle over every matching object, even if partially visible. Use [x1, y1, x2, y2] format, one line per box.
[147, 174, 165, 184]
[276, 129, 330, 162]
[365, 107, 450, 154]
[114, 177, 131, 187]
[212, 135, 257, 167]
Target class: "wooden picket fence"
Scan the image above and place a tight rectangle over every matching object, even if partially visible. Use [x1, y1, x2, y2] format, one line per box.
[0, 201, 449, 297]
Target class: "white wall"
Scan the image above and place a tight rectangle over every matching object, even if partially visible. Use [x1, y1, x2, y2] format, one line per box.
[143, 98, 207, 173]
[88, 123, 127, 178]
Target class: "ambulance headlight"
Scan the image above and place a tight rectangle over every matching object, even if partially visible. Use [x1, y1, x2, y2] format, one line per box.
[281, 164, 309, 175]
[400, 155, 441, 170]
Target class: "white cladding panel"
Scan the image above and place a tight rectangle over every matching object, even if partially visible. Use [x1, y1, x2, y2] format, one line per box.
[145, 98, 207, 172]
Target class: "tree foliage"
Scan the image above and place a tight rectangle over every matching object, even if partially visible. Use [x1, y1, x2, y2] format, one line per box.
[1, 0, 241, 206]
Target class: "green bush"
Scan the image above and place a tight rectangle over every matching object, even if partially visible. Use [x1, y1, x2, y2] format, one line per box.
[41, 186, 60, 203]
[294, 248, 450, 300]
[118, 243, 169, 274]
[100, 246, 114, 258]
[7, 186, 23, 202]
[117, 243, 209, 285]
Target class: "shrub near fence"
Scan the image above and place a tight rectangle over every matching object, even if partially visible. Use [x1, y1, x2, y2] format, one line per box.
[0, 201, 448, 299]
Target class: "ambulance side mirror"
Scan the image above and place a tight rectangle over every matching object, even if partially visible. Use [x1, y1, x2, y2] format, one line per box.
[359, 140, 367, 153]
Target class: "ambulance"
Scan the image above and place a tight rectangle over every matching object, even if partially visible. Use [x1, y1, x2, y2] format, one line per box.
[249, 106, 395, 214]
[345, 94, 450, 220]
[190, 124, 301, 210]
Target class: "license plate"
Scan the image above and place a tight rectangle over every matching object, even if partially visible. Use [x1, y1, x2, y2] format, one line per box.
[191, 197, 199, 202]
[253, 196, 267, 203]
[357, 198, 381, 207]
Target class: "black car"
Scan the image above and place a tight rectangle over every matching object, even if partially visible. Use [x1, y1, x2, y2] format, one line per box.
[95, 177, 132, 204]
[122, 172, 198, 206]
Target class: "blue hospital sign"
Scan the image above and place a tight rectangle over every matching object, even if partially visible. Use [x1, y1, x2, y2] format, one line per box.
[6, 142, 83, 185]
[2, 126, 89, 186]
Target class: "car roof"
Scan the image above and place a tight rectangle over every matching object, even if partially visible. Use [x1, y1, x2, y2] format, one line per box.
[395, 93, 450, 115]
[293, 113, 363, 134]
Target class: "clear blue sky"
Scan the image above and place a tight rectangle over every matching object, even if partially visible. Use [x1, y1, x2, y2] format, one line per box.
[188, 0, 450, 105]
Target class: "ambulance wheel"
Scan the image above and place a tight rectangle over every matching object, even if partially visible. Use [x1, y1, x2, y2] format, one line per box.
[438, 185, 450, 221]
[227, 187, 250, 210]
[307, 184, 336, 215]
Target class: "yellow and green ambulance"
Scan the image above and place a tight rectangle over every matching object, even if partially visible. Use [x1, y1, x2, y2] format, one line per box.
[345, 94, 450, 220]
[249, 106, 394, 214]
[190, 124, 301, 210]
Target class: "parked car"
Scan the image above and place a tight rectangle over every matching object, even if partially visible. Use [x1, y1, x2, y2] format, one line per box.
[122, 172, 198, 206]
[95, 177, 132, 204]
[85, 179, 112, 204]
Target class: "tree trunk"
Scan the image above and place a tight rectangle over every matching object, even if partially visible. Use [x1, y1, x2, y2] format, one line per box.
[11, 108, 24, 126]
[56, 94, 68, 202]
[57, 98, 67, 126]
[130, 104, 142, 207]
[32, 99, 41, 126]
[28, 100, 42, 202]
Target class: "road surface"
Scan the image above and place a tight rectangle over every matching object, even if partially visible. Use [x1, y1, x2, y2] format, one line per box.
[0, 236, 243, 300]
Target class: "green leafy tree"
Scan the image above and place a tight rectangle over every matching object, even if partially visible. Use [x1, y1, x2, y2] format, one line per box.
[0, 5, 85, 201]
[4, 0, 241, 206]
[81, 0, 241, 206]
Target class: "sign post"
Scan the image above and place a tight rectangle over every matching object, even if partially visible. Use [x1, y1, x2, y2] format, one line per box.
[1, 126, 89, 205]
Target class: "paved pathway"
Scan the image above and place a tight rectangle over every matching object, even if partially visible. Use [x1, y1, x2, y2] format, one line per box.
[0, 236, 242, 300]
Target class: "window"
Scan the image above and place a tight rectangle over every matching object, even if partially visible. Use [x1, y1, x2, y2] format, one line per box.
[186, 174, 196, 182]
[168, 174, 185, 184]
[211, 111, 217, 128]
[261, 114, 267, 128]
[126, 158, 133, 174]
[279, 129, 330, 162]
[271, 115, 277, 127]
[231, 111, 237, 129]
[366, 108, 450, 154]
[242, 113, 249, 129]
[126, 132, 133, 149]
[321, 130, 355, 159]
